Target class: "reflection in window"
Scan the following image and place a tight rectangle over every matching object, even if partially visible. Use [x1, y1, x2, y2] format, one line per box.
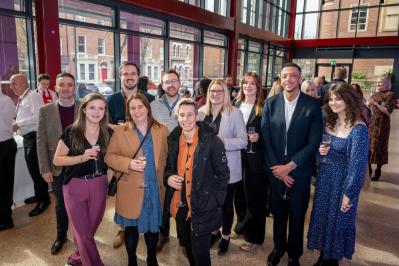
[121, 35, 164, 85]
[59, 25, 115, 98]
[203, 46, 225, 79]
[120, 11, 164, 36]
[58, 0, 114, 27]
[0, 15, 34, 100]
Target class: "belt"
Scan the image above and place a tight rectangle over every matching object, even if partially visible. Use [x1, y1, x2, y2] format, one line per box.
[75, 173, 104, 181]
[22, 131, 36, 138]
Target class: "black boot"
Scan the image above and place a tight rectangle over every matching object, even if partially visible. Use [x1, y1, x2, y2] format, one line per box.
[371, 168, 381, 181]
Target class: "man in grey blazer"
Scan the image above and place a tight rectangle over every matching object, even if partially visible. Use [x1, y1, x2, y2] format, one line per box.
[37, 72, 80, 255]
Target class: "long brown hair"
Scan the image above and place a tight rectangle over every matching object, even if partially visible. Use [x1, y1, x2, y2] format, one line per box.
[125, 93, 161, 129]
[325, 83, 367, 130]
[70, 92, 110, 153]
[237, 72, 265, 116]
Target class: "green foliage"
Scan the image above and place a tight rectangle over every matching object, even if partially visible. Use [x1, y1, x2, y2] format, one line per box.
[351, 72, 367, 80]
[383, 68, 394, 80]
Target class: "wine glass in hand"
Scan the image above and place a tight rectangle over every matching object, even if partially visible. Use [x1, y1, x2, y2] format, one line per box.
[176, 176, 186, 208]
[137, 156, 147, 188]
[320, 134, 331, 163]
[92, 144, 101, 175]
[246, 127, 256, 154]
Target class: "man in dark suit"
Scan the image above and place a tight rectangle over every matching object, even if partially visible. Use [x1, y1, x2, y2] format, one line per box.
[261, 63, 322, 266]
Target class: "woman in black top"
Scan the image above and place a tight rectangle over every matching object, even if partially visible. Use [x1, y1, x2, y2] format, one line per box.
[53, 92, 111, 266]
[234, 72, 268, 251]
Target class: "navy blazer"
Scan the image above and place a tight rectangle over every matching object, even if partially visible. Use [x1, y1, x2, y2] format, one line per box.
[261, 92, 322, 179]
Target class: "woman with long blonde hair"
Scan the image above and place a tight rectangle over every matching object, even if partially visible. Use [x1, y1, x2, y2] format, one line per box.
[53, 92, 111, 266]
[198, 79, 247, 255]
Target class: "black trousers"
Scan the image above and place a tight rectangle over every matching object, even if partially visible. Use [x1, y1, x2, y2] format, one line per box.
[159, 187, 173, 237]
[22, 132, 50, 203]
[221, 182, 238, 236]
[0, 138, 17, 224]
[241, 169, 268, 244]
[176, 207, 212, 266]
[233, 180, 246, 234]
[269, 174, 311, 260]
[52, 175, 68, 238]
[124, 226, 159, 266]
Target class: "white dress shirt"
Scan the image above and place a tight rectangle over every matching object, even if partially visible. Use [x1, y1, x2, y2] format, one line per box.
[0, 91, 16, 141]
[284, 92, 300, 154]
[239, 103, 254, 124]
[15, 88, 57, 135]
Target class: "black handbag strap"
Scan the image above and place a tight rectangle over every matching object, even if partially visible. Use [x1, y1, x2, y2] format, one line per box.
[115, 125, 151, 181]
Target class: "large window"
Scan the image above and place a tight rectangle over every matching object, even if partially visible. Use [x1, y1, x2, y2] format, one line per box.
[242, 0, 290, 38]
[179, 0, 229, 16]
[59, 24, 115, 98]
[0, 9, 36, 101]
[203, 31, 227, 79]
[295, 0, 399, 39]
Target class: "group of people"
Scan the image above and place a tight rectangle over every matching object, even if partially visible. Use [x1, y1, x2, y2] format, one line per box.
[0, 61, 395, 266]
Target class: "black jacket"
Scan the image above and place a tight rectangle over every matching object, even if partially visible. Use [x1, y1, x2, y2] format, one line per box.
[235, 101, 265, 174]
[261, 92, 322, 179]
[164, 121, 230, 236]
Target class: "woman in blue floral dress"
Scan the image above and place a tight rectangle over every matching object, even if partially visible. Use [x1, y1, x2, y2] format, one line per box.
[307, 83, 369, 266]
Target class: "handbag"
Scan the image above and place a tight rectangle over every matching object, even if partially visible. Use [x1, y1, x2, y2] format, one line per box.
[107, 126, 151, 197]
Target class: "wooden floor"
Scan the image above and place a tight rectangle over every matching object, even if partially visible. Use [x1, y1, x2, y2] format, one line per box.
[1, 111, 399, 266]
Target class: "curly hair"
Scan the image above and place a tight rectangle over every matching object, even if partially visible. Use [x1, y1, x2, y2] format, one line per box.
[325, 83, 367, 130]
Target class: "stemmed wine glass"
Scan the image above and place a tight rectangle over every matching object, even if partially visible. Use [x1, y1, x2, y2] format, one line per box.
[320, 134, 331, 164]
[281, 186, 290, 201]
[176, 176, 186, 208]
[137, 156, 147, 188]
[246, 127, 256, 154]
[92, 144, 101, 175]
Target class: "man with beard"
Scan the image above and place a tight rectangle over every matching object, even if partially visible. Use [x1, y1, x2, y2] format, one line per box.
[108, 62, 155, 125]
[261, 63, 322, 266]
[107, 62, 154, 249]
[150, 69, 181, 251]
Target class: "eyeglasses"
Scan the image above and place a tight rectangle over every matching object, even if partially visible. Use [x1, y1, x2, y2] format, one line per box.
[210, 89, 224, 94]
[163, 79, 179, 85]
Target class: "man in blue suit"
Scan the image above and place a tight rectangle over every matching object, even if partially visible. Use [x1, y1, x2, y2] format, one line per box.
[261, 63, 322, 266]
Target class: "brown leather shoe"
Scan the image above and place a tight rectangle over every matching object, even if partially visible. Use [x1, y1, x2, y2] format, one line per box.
[156, 234, 169, 252]
[113, 230, 125, 248]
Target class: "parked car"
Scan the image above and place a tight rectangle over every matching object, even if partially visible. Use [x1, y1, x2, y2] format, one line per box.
[95, 83, 113, 98]
[77, 83, 99, 98]
[77, 82, 113, 99]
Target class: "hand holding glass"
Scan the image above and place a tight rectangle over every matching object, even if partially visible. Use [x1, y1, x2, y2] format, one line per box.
[320, 134, 331, 163]
[137, 156, 147, 188]
[92, 144, 101, 175]
[176, 176, 186, 208]
[246, 127, 256, 154]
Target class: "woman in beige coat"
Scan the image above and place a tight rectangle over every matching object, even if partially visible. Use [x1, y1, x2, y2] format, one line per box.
[105, 93, 168, 266]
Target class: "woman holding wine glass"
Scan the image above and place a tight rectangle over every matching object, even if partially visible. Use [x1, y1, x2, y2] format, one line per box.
[105, 93, 168, 266]
[53, 93, 111, 266]
[233, 72, 269, 252]
[197, 79, 247, 255]
[307, 83, 369, 266]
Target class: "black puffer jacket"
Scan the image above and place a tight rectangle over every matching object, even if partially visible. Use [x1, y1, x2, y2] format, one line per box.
[164, 121, 230, 237]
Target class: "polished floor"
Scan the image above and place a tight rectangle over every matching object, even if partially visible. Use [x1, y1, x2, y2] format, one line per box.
[1, 111, 399, 266]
